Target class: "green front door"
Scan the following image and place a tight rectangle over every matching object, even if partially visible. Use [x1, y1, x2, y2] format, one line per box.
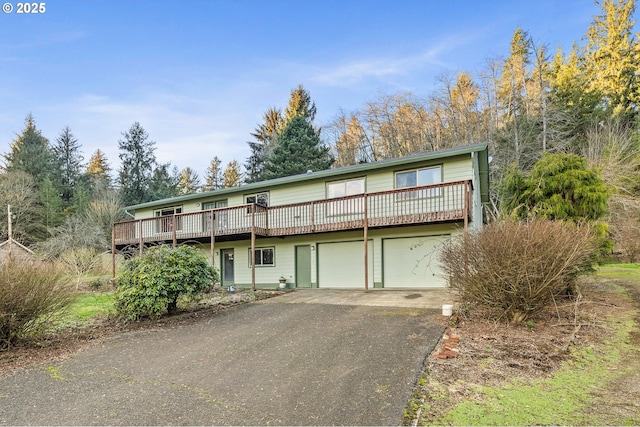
[295, 245, 312, 288]
[221, 249, 234, 287]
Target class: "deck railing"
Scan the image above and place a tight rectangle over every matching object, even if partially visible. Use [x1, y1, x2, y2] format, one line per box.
[113, 180, 472, 246]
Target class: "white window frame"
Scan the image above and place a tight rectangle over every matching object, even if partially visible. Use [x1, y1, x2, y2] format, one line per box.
[202, 200, 228, 231]
[154, 206, 183, 233]
[326, 177, 365, 216]
[395, 165, 442, 199]
[245, 192, 269, 213]
[249, 247, 275, 267]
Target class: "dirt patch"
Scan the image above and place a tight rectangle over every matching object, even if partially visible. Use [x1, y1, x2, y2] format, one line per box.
[409, 274, 640, 425]
[0, 289, 285, 375]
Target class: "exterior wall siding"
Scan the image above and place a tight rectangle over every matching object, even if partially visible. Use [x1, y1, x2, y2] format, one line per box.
[204, 223, 462, 289]
[131, 154, 474, 220]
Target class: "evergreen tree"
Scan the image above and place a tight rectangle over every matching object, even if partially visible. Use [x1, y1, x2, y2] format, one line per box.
[3, 114, 53, 183]
[71, 180, 92, 215]
[86, 149, 111, 176]
[547, 45, 603, 151]
[86, 149, 112, 191]
[117, 122, 156, 206]
[583, 0, 639, 117]
[262, 116, 333, 180]
[502, 153, 609, 221]
[245, 107, 283, 183]
[51, 126, 84, 206]
[147, 163, 179, 201]
[39, 177, 64, 233]
[202, 156, 223, 192]
[222, 160, 242, 188]
[177, 167, 201, 195]
[284, 84, 317, 124]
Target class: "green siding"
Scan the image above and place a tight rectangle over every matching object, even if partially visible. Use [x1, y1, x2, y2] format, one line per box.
[203, 225, 462, 289]
[131, 151, 479, 218]
[268, 181, 327, 206]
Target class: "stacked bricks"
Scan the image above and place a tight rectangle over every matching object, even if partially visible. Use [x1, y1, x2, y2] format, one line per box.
[434, 330, 460, 359]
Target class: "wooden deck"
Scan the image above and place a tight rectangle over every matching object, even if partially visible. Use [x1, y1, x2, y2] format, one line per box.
[113, 180, 472, 247]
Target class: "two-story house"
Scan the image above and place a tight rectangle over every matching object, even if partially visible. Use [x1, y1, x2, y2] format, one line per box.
[112, 143, 489, 290]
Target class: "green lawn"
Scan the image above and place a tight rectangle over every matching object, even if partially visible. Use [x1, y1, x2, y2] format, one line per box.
[50, 292, 115, 331]
[418, 263, 640, 426]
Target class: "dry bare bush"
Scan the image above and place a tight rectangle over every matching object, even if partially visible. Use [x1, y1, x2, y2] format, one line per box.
[59, 248, 103, 290]
[608, 195, 640, 262]
[439, 219, 596, 323]
[0, 259, 74, 350]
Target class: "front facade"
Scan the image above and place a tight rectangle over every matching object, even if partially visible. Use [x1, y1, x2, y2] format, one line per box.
[112, 144, 489, 289]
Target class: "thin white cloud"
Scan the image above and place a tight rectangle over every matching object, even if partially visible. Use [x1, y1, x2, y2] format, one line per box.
[310, 35, 474, 87]
[33, 92, 253, 178]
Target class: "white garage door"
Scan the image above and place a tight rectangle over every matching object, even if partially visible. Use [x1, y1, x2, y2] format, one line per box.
[317, 240, 373, 288]
[383, 235, 449, 288]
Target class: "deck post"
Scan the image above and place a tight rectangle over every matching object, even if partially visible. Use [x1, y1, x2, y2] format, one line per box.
[172, 214, 177, 248]
[139, 220, 143, 255]
[111, 226, 116, 279]
[251, 206, 256, 292]
[463, 181, 469, 233]
[310, 201, 315, 232]
[363, 194, 369, 292]
[210, 212, 216, 287]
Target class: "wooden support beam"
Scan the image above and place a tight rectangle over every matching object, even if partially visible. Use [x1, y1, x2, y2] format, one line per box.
[172, 214, 177, 248]
[111, 226, 116, 279]
[139, 221, 143, 255]
[210, 212, 216, 288]
[364, 194, 369, 292]
[463, 182, 469, 233]
[251, 207, 256, 292]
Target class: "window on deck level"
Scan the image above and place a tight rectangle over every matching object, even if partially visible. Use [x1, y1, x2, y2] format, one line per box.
[395, 166, 442, 198]
[245, 192, 269, 213]
[154, 206, 183, 233]
[326, 178, 365, 216]
[202, 200, 228, 231]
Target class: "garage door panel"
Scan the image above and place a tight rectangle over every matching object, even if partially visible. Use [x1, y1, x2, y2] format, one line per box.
[318, 241, 373, 288]
[383, 236, 449, 288]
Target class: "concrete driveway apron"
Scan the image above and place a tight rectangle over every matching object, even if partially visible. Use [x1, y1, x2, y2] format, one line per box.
[0, 294, 445, 426]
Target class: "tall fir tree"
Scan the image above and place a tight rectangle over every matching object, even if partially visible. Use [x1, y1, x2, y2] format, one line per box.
[86, 149, 112, 192]
[284, 84, 317, 124]
[39, 177, 64, 232]
[245, 107, 283, 183]
[71, 180, 93, 215]
[222, 160, 242, 188]
[245, 86, 318, 183]
[117, 122, 156, 206]
[583, 0, 639, 117]
[262, 116, 333, 180]
[147, 163, 179, 201]
[177, 167, 201, 195]
[86, 149, 110, 177]
[51, 126, 84, 206]
[202, 156, 223, 191]
[3, 113, 53, 183]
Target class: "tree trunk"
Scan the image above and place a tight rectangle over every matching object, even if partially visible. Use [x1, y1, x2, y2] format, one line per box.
[167, 296, 178, 314]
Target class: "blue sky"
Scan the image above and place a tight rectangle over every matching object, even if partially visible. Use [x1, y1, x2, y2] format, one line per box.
[0, 0, 618, 179]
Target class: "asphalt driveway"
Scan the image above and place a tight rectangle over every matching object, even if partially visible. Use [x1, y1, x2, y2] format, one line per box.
[0, 299, 444, 426]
